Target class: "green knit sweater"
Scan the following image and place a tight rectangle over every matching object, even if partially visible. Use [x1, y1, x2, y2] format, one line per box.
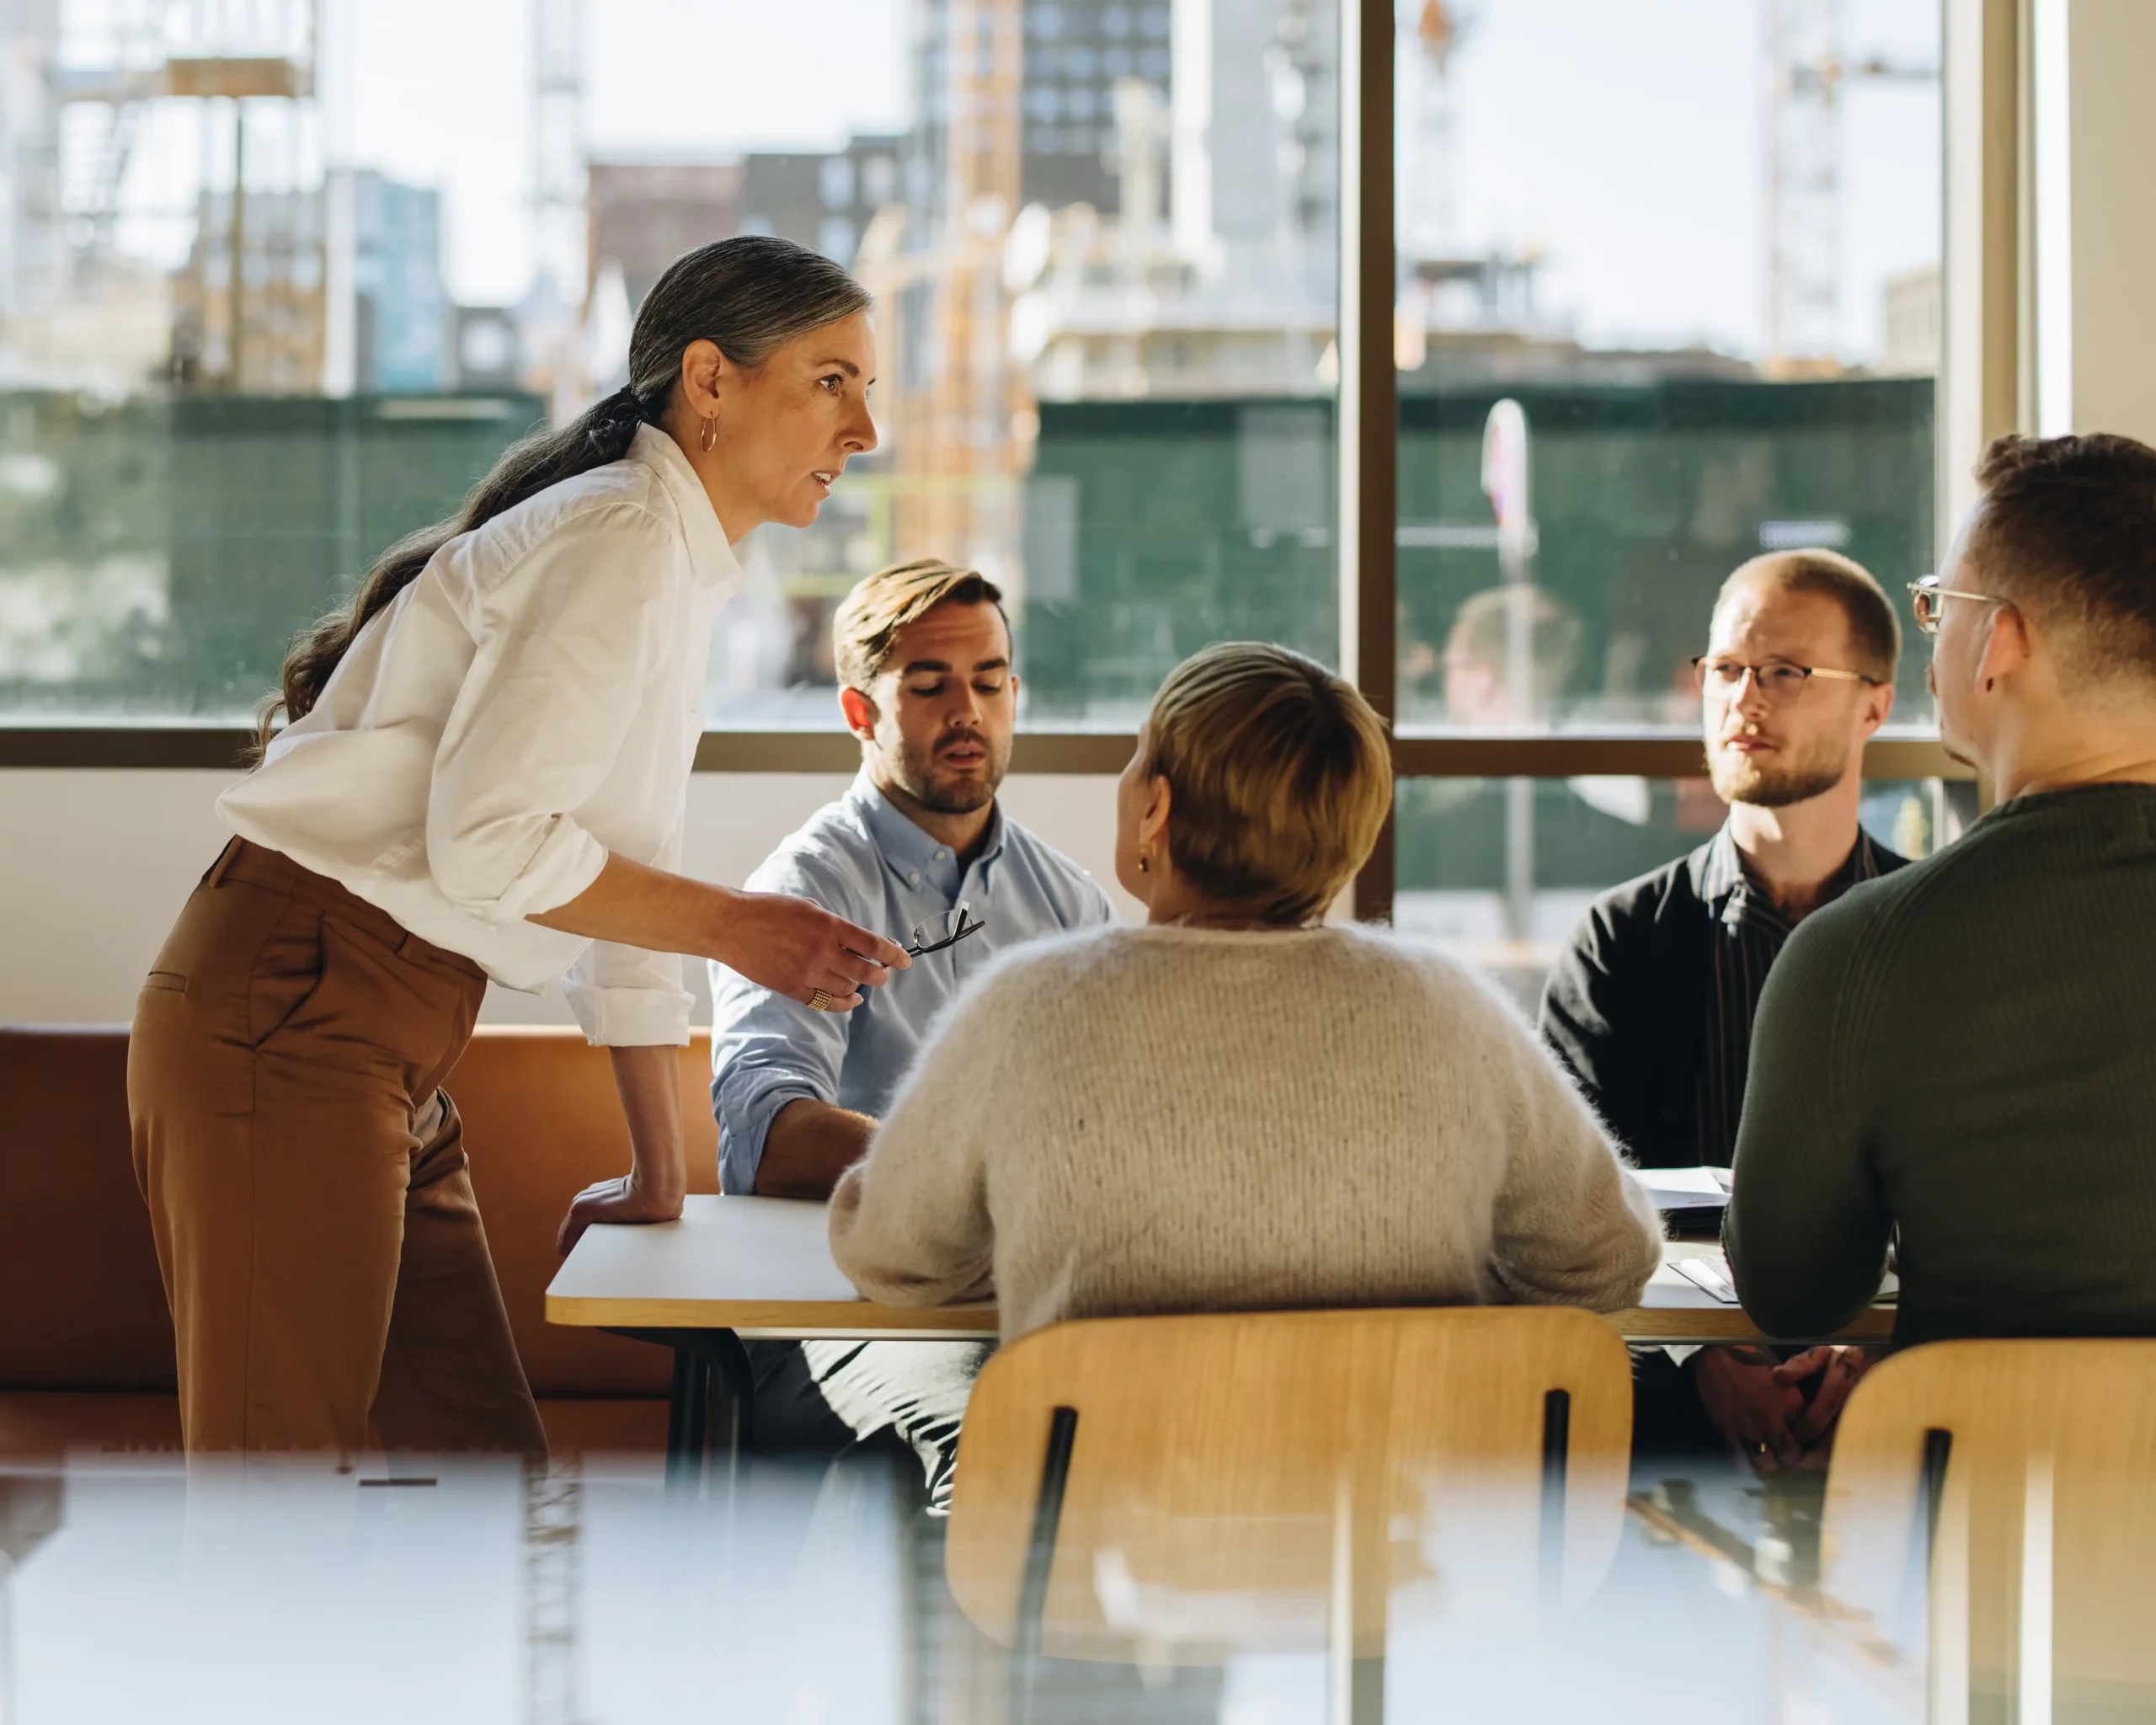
[1726, 782, 2156, 1346]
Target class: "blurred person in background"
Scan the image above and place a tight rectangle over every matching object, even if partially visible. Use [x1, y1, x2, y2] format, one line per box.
[1438, 582, 1584, 728]
[1731, 434, 2156, 1351]
[1540, 550, 1903, 1469]
[710, 558, 1110, 1507]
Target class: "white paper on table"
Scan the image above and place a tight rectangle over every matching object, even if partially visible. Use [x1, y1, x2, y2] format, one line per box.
[1673, 1254, 1901, 1308]
[1672, 1257, 1741, 1303]
[1637, 1166, 1733, 1212]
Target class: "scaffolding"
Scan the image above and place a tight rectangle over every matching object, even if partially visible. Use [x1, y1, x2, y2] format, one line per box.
[526, 0, 587, 416]
[521, 1468, 590, 1725]
[1763, 0, 1935, 374]
[3, 0, 319, 390]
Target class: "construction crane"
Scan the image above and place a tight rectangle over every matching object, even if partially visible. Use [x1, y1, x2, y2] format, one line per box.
[1763, 0, 1935, 373]
[529, 0, 588, 417]
[1398, 0, 1468, 266]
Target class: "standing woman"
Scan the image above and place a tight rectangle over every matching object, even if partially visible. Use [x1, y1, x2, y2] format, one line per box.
[130, 237, 910, 1455]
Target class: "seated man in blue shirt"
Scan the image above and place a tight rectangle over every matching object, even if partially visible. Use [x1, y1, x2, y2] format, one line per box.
[711, 557, 1112, 1504]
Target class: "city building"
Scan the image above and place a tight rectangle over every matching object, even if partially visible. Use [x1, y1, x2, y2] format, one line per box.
[739, 135, 903, 268]
[904, 0, 1174, 233]
[1881, 264, 1941, 377]
[587, 162, 743, 312]
[168, 187, 325, 394]
[350, 171, 446, 393]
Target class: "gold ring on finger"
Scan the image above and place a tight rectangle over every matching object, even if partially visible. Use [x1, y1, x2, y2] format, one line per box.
[808, 987, 834, 1012]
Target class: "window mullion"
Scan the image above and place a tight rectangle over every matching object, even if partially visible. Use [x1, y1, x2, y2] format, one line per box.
[1340, 0, 1399, 923]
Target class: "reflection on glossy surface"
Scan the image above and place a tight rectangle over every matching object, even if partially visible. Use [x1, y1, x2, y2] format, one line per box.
[944, 1306, 1635, 1669]
[4, 1412, 2151, 1722]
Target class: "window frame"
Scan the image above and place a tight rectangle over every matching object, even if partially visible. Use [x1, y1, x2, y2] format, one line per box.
[4, 0, 1989, 922]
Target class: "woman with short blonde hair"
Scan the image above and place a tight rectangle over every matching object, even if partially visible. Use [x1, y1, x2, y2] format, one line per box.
[830, 640, 1660, 1354]
[1128, 641, 1393, 924]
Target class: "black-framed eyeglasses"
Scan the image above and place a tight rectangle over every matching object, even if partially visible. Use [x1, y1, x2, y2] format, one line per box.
[904, 903, 985, 957]
[1690, 655, 1879, 707]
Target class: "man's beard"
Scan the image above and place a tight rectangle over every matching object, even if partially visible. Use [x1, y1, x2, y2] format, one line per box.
[1710, 733, 1851, 809]
[895, 733, 1006, 814]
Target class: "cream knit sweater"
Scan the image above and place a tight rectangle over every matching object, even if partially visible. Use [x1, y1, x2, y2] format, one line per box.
[829, 923, 1662, 1342]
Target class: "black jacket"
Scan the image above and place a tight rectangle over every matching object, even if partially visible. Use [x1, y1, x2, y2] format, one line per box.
[1537, 832, 1907, 1169]
[1539, 844, 1726, 1170]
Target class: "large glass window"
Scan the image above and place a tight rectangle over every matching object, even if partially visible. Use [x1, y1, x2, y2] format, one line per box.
[0, 0, 1341, 730]
[1388, 0, 1949, 733]
[713, 0, 1343, 727]
[3, 0, 1968, 977]
[1387, 0, 1947, 963]
[1393, 0, 1942, 731]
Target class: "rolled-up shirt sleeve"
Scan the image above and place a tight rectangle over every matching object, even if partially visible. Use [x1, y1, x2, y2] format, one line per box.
[426, 502, 673, 926]
[708, 851, 857, 1194]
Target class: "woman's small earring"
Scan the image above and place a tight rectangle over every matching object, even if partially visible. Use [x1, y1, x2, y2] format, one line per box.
[1137, 852, 1149, 874]
[699, 415, 717, 453]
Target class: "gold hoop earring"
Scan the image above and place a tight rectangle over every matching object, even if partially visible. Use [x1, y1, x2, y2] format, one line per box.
[699, 415, 716, 453]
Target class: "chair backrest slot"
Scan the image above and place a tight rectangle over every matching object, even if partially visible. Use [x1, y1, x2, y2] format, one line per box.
[1538, 1386, 1572, 1607]
[1015, 1404, 1081, 1664]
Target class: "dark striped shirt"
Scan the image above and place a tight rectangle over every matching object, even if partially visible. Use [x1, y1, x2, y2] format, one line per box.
[1693, 824, 1896, 1165]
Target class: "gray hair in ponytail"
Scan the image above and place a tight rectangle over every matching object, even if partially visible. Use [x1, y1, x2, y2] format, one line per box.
[256, 234, 870, 759]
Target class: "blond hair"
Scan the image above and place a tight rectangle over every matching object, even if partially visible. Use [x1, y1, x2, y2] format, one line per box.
[1716, 549, 1902, 682]
[832, 558, 1009, 693]
[1140, 643, 1393, 925]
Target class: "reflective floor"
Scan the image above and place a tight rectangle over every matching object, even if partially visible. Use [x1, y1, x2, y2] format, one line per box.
[0, 1450, 1967, 1724]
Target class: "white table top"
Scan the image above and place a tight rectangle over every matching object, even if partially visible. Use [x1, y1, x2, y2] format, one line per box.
[545, 1194, 1892, 1346]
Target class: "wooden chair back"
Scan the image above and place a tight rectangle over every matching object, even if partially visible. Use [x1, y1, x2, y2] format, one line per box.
[1822, 1339, 2156, 1720]
[944, 1306, 1634, 1667]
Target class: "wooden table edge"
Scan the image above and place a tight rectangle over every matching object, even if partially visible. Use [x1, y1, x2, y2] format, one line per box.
[1604, 1305, 1895, 1344]
[547, 1292, 1001, 1338]
[547, 1294, 1892, 1347]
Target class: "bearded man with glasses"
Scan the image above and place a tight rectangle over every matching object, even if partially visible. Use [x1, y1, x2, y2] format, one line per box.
[1540, 547, 1904, 1467]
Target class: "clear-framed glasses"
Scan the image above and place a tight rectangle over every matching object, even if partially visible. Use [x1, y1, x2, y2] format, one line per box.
[905, 902, 985, 957]
[1907, 574, 2007, 636]
[1690, 655, 1877, 707]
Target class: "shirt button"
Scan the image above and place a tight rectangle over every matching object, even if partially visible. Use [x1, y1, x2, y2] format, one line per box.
[909, 871, 921, 885]
[934, 848, 947, 860]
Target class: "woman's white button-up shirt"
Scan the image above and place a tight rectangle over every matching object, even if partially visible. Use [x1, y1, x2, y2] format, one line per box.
[219, 424, 739, 1046]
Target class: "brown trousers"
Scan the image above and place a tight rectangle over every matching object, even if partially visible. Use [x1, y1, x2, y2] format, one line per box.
[128, 838, 547, 1456]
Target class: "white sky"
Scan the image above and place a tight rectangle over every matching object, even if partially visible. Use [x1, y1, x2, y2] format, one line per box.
[1441, 0, 1941, 358]
[104, 0, 1940, 364]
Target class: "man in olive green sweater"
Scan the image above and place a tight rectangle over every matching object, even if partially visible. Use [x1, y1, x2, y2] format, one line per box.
[1728, 432, 2156, 1347]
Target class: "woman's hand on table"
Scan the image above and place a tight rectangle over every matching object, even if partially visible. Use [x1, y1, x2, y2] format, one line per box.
[557, 1170, 684, 1256]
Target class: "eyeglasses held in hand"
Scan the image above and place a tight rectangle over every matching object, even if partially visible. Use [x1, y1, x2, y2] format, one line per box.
[1907, 574, 2008, 636]
[1691, 655, 1878, 707]
[904, 903, 985, 958]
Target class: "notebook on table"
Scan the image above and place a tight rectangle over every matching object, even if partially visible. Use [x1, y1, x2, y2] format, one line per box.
[1638, 1165, 1732, 1234]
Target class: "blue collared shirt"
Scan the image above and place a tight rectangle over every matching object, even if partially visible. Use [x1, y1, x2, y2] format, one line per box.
[711, 768, 1115, 1193]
